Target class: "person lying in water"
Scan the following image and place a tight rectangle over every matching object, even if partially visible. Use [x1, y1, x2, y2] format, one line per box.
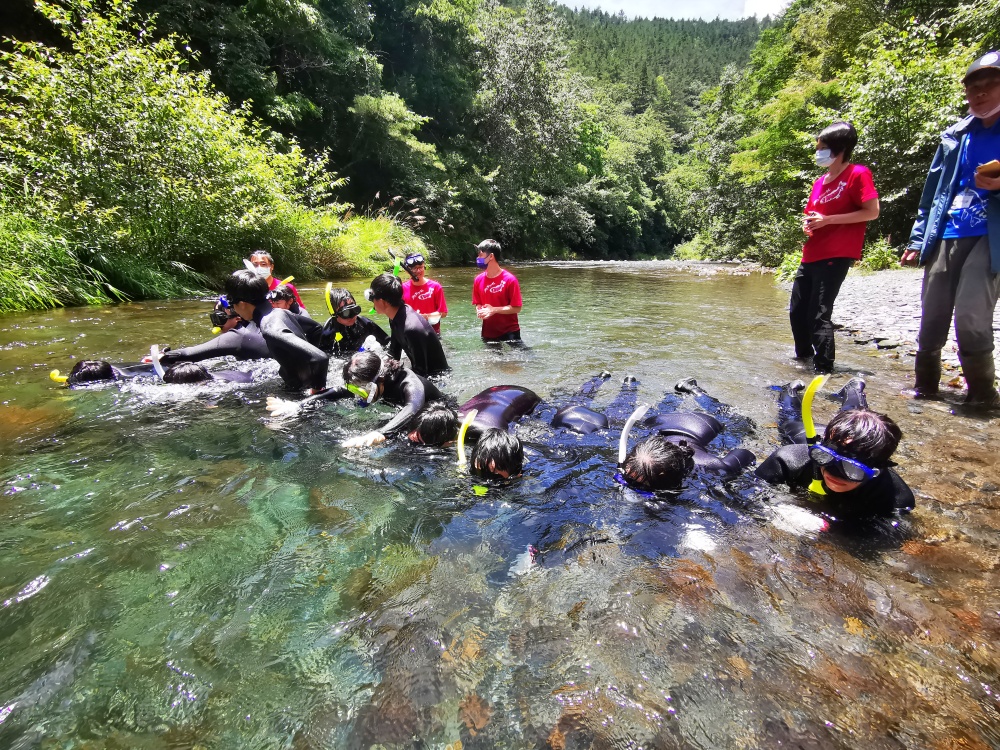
[53, 359, 154, 386]
[755, 379, 914, 520]
[407, 385, 540, 446]
[157, 296, 270, 366]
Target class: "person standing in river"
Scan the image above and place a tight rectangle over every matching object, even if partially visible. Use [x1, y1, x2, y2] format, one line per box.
[472, 239, 523, 343]
[789, 122, 880, 374]
[901, 51, 1000, 408]
[401, 252, 448, 335]
[248, 250, 308, 315]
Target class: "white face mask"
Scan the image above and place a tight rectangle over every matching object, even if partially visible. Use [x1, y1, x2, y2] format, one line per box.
[970, 100, 1000, 120]
[815, 149, 835, 167]
[254, 265, 271, 278]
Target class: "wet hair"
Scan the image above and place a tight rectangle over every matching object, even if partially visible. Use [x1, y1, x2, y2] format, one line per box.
[823, 409, 901, 468]
[68, 360, 115, 385]
[369, 272, 403, 307]
[477, 239, 501, 259]
[224, 269, 269, 305]
[620, 436, 695, 491]
[342, 350, 402, 385]
[411, 403, 460, 445]
[249, 250, 274, 266]
[470, 428, 523, 479]
[328, 287, 357, 315]
[817, 121, 858, 161]
[270, 285, 296, 304]
[163, 362, 213, 384]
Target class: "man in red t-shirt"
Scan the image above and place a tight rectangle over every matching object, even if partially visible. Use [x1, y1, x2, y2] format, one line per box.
[790, 121, 880, 373]
[472, 239, 523, 342]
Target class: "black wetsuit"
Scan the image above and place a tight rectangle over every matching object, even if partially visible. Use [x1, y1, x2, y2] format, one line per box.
[159, 322, 269, 365]
[307, 365, 443, 436]
[319, 316, 390, 358]
[253, 302, 329, 391]
[460, 385, 540, 436]
[387, 305, 449, 377]
[755, 444, 915, 519]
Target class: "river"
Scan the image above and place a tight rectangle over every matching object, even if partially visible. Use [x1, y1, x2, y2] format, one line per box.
[1, 261, 998, 748]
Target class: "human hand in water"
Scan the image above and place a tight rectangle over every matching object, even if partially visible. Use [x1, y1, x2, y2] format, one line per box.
[342, 431, 386, 448]
[266, 396, 301, 419]
[476, 305, 495, 320]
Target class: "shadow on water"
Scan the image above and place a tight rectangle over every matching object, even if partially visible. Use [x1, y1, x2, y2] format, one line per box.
[1, 261, 999, 748]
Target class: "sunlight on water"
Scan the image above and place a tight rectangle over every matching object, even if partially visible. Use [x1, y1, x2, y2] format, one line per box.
[1, 262, 999, 748]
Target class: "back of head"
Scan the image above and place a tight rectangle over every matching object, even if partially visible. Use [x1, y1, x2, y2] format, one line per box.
[225, 269, 269, 306]
[163, 362, 213, 384]
[269, 285, 296, 305]
[476, 239, 501, 259]
[68, 360, 115, 385]
[818, 121, 858, 161]
[621, 435, 695, 491]
[823, 409, 900, 467]
[370, 272, 403, 307]
[471, 428, 523, 479]
[411, 402, 460, 445]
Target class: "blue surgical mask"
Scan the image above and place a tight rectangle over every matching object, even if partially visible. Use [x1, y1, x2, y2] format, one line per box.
[814, 149, 835, 167]
[476, 257, 488, 269]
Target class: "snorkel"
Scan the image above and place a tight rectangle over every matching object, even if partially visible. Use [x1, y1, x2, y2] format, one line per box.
[49, 369, 69, 384]
[614, 403, 654, 497]
[801, 374, 830, 495]
[325, 283, 335, 315]
[456, 409, 479, 467]
[346, 382, 378, 407]
[149, 345, 166, 379]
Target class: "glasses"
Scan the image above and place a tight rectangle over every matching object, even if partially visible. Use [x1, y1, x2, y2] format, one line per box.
[808, 444, 880, 482]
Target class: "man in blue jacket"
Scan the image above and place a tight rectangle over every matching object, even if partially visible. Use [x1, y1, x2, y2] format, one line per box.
[902, 51, 1000, 407]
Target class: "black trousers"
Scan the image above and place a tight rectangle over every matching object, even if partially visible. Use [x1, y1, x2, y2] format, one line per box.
[789, 257, 853, 372]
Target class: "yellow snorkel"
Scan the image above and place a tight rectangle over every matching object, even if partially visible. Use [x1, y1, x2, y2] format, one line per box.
[279, 275, 294, 285]
[457, 409, 478, 467]
[50, 369, 68, 384]
[801, 374, 830, 495]
[325, 282, 334, 315]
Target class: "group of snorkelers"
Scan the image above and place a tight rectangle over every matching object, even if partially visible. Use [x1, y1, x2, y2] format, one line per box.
[55, 244, 916, 526]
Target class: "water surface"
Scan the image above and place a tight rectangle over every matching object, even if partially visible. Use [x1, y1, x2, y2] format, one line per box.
[1, 262, 998, 748]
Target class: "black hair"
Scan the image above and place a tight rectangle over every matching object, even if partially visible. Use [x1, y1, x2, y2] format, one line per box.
[823, 409, 901, 468]
[224, 269, 269, 305]
[470, 428, 523, 479]
[369, 272, 403, 307]
[269, 285, 296, 304]
[249, 250, 274, 266]
[621, 436, 695, 491]
[328, 287, 356, 314]
[68, 360, 115, 385]
[476, 239, 501, 259]
[342, 350, 402, 384]
[817, 121, 858, 161]
[163, 362, 213, 384]
[411, 402, 460, 445]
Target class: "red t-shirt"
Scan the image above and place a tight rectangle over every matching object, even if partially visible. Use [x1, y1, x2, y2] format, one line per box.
[402, 278, 448, 333]
[801, 164, 878, 263]
[472, 269, 522, 339]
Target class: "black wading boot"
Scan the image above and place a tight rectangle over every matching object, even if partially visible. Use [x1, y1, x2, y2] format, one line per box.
[959, 351, 1000, 409]
[903, 350, 941, 399]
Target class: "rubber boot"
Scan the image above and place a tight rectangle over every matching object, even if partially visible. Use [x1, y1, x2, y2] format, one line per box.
[904, 350, 941, 399]
[828, 377, 868, 411]
[675, 377, 707, 396]
[958, 351, 1000, 408]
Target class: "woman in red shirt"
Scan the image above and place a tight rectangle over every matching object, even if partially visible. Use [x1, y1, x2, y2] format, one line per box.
[790, 121, 880, 373]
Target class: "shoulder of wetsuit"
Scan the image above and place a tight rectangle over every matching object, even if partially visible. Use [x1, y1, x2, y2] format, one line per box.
[552, 404, 609, 435]
[212, 370, 254, 383]
[115, 363, 156, 378]
[645, 411, 723, 444]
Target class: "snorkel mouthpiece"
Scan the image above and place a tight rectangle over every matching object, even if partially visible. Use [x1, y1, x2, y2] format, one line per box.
[801, 374, 830, 496]
[50, 369, 68, 384]
[618, 403, 651, 464]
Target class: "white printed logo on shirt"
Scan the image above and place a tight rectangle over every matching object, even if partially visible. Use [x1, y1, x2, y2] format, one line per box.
[484, 279, 508, 295]
[817, 180, 847, 204]
[411, 287, 434, 301]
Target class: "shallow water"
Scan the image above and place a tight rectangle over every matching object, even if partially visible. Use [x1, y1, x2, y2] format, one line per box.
[1, 262, 999, 749]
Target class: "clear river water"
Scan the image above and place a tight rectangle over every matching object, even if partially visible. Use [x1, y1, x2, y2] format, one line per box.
[1, 261, 999, 749]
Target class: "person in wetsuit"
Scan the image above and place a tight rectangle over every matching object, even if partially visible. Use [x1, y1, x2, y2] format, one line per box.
[755, 379, 915, 519]
[319, 287, 390, 358]
[408, 385, 541, 445]
[162, 362, 253, 384]
[225, 269, 329, 392]
[367, 272, 449, 377]
[159, 297, 270, 365]
[269, 283, 308, 317]
[61, 359, 154, 386]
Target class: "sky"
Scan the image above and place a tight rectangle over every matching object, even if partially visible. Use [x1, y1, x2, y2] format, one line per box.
[569, 0, 790, 21]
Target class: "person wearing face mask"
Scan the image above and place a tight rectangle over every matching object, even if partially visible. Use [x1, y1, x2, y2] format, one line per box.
[901, 51, 1000, 408]
[789, 121, 880, 374]
[248, 251, 308, 313]
[472, 239, 523, 343]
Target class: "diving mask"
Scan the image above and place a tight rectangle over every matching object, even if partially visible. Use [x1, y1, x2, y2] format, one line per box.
[809, 444, 880, 482]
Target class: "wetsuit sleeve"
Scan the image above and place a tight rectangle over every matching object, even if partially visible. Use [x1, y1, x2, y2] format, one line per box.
[159, 330, 255, 364]
[378, 372, 429, 436]
[261, 310, 330, 391]
[362, 318, 390, 347]
[907, 141, 947, 253]
[299, 386, 353, 406]
[754, 444, 812, 488]
[888, 469, 916, 512]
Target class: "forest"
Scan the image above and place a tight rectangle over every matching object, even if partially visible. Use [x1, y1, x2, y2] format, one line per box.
[0, 0, 995, 310]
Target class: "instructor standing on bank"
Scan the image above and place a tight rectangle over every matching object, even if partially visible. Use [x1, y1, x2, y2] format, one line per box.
[902, 50, 1000, 408]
